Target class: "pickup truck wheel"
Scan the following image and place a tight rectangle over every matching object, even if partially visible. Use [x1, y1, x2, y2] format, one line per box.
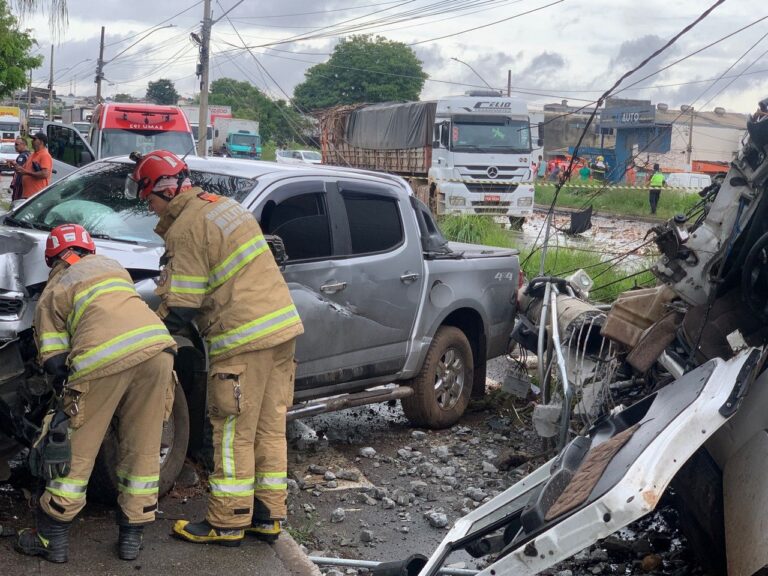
[402, 326, 474, 429]
[88, 379, 190, 504]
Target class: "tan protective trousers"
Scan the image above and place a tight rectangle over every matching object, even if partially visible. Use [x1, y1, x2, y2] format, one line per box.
[40, 350, 174, 524]
[206, 339, 296, 528]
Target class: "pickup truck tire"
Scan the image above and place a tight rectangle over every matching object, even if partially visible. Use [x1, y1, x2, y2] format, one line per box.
[88, 379, 190, 504]
[402, 326, 474, 429]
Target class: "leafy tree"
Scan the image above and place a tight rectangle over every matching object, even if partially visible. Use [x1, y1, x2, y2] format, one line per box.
[209, 78, 311, 145]
[293, 34, 427, 111]
[0, 0, 42, 99]
[145, 78, 179, 105]
[112, 92, 134, 103]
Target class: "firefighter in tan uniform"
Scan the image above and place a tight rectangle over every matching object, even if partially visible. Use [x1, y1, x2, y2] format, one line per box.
[130, 150, 304, 546]
[15, 224, 176, 563]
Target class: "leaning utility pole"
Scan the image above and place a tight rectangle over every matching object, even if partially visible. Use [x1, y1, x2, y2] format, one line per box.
[507, 70, 511, 97]
[48, 45, 54, 120]
[95, 26, 105, 103]
[196, 0, 212, 156]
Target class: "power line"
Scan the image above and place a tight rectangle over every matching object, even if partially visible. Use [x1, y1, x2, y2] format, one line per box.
[408, 0, 564, 46]
[523, 0, 726, 270]
[104, 1, 203, 47]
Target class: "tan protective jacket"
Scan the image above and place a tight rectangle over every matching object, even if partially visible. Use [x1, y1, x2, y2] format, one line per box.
[154, 188, 303, 362]
[35, 254, 176, 382]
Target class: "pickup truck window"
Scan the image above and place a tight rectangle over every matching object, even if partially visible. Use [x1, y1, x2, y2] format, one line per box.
[341, 193, 403, 255]
[262, 192, 332, 260]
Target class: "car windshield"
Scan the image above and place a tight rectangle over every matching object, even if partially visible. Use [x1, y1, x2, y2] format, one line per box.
[101, 128, 195, 157]
[451, 116, 531, 153]
[302, 151, 321, 160]
[73, 122, 89, 133]
[0, 122, 20, 131]
[0, 143, 15, 153]
[9, 161, 258, 244]
[231, 133, 259, 146]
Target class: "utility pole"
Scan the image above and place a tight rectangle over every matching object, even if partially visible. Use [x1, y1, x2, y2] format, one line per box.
[27, 69, 32, 119]
[197, 0, 212, 156]
[685, 107, 694, 168]
[507, 70, 511, 97]
[48, 45, 54, 120]
[95, 26, 105, 103]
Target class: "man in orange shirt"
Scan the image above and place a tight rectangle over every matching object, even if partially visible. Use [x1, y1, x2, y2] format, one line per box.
[15, 132, 53, 198]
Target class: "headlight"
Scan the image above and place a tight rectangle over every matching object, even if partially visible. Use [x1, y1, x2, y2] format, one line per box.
[517, 197, 533, 207]
[449, 196, 467, 206]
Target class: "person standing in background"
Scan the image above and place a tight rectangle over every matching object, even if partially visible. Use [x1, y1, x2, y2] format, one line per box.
[8, 138, 30, 201]
[648, 163, 665, 215]
[16, 132, 53, 199]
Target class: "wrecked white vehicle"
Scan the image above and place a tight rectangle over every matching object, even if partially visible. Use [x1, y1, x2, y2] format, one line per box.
[0, 156, 522, 497]
[417, 100, 768, 576]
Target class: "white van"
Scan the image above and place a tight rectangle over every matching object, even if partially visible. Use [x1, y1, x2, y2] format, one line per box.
[666, 172, 712, 191]
[275, 149, 322, 165]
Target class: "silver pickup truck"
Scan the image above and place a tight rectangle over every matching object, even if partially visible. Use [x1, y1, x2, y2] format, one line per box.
[0, 156, 521, 496]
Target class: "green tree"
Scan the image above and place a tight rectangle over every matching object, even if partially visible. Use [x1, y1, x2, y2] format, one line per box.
[0, 0, 42, 99]
[209, 77, 311, 145]
[293, 34, 427, 111]
[145, 78, 179, 105]
[112, 92, 134, 103]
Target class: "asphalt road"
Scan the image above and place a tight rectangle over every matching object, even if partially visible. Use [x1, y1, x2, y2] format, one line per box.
[0, 486, 303, 576]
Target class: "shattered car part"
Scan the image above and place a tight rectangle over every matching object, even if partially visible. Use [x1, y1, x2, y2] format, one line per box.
[420, 349, 761, 576]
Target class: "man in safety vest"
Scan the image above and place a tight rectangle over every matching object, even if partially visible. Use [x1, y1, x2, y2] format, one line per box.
[15, 224, 176, 563]
[130, 150, 304, 546]
[648, 163, 666, 215]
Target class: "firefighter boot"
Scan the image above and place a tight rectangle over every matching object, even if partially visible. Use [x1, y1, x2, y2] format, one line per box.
[118, 524, 145, 561]
[172, 520, 244, 547]
[246, 519, 280, 543]
[15, 509, 71, 563]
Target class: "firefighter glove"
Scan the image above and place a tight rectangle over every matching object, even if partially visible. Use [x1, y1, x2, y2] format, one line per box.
[163, 306, 198, 337]
[43, 353, 69, 395]
[29, 410, 71, 480]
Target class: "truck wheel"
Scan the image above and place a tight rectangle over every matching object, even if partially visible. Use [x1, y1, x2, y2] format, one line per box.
[89, 379, 190, 504]
[402, 326, 474, 429]
[508, 217, 525, 229]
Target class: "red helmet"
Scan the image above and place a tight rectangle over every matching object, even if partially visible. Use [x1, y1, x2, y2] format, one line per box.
[45, 224, 95, 267]
[130, 150, 188, 200]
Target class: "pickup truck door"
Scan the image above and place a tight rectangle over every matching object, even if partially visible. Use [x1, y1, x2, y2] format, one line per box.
[251, 177, 424, 396]
[44, 122, 96, 182]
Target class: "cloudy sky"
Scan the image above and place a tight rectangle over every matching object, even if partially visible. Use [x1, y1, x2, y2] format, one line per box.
[16, 0, 768, 114]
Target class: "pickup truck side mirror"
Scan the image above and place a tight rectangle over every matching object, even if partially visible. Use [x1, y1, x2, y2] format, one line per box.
[440, 122, 450, 148]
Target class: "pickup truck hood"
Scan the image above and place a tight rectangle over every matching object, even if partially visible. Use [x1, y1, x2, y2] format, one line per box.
[446, 241, 519, 258]
[0, 227, 163, 338]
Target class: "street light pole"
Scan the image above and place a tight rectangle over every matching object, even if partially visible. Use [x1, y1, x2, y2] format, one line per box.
[685, 106, 695, 168]
[451, 57, 495, 91]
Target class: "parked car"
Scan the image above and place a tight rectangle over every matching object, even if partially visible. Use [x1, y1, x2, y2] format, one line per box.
[0, 142, 16, 172]
[665, 171, 712, 190]
[0, 155, 521, 498]
[275, 149, 322, 165]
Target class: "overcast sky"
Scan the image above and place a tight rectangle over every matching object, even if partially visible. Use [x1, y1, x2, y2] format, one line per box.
[16, 0, 768, 114]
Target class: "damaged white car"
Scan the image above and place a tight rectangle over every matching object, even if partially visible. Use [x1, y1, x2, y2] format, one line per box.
[412, 99, 768, 576]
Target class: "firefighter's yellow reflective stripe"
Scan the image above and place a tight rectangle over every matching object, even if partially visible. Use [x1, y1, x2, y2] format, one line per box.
[46, 477, 87, 499]
[222, 415, 236, 479]
[254, 472, 287, 491]
[170, 274, 208, 295]
[39, 332, 70, 354]
[209, 235, 269, 289]
[68, 278, 137, 332]
[208, 305, 301, 357]
[209, 477, 255, 497]
[69, 325, 173, 380]
[117, 471, 160, 495]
